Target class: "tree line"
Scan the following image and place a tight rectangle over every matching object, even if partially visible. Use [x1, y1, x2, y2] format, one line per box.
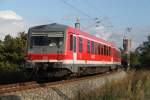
[129, 36, 150, 68]
[0, 32, 149, 72]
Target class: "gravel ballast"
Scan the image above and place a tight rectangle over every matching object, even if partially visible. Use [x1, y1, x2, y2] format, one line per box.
[0, 71, 127, 100]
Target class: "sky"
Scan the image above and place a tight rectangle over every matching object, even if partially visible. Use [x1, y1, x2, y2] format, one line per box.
[0, 0, 150, 49]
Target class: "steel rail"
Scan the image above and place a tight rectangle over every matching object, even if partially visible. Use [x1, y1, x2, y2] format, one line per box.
[0, 70, 121, 94]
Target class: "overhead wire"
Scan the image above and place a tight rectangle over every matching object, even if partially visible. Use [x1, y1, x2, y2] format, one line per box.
[59, 0, 113, 34]
[59, 0, 93, 19]
[85, 0, 114, 29]
[85, 0, 105, 16]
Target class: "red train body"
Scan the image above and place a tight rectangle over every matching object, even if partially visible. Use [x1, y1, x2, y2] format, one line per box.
[26, 23, 121, 77]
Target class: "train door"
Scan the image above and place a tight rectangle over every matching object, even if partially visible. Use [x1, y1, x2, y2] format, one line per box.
[69, 33, 78, 72]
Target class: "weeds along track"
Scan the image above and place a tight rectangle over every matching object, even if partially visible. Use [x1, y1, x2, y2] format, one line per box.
[0, 70, 121, 94]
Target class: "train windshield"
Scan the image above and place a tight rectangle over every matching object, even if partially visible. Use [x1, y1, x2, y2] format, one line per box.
[30, 32, 64, 47]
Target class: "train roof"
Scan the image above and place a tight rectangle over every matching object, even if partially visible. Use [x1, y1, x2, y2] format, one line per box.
[29, 23, 68, 31]
[29, 23, 119, 49]
[67, 25, 117, 48]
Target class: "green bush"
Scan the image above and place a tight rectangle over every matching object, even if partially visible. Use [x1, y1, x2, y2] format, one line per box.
[0, 32, 27, 72]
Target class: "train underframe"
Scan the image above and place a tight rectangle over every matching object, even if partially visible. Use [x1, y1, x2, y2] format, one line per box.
[24, 61, 120, 79]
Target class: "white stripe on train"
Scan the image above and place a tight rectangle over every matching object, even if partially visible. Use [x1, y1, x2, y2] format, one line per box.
[27, 59, 121, 65]
[71, 34, 120, 50]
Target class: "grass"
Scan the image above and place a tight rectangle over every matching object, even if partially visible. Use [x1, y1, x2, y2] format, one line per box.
[74, 69, 150, 100]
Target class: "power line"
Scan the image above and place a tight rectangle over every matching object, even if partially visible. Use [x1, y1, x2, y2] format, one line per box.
[59, 0, 92, 19]
[59, 0, 112, 28]
[85, 0, 105, 16]
[59, 0, 113, 34]
[61, 17, 99, 21]
[85, 0, 114, 29]
[59, 0, 100, 31]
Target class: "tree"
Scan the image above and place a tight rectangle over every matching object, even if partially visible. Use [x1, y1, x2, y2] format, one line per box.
[130, 51, 140, 68]
[0, 32, 27, 72]
[136, 35, 150, 67]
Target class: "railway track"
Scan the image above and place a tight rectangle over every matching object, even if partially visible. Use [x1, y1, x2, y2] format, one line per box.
[0, 70, 120, 94]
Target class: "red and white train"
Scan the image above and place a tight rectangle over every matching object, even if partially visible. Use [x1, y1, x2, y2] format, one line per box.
[26, 23, 121, 78]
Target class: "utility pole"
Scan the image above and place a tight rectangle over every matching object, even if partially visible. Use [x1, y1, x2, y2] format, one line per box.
[123, 27, 132, 70]
[75, 18, 80, 29]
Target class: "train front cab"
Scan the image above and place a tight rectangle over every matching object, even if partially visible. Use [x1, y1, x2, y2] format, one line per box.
[25, 24, 70, 78]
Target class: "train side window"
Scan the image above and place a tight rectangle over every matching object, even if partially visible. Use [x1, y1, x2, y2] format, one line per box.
[91, 41, 94, 54]
[101, 45, 103, 55]
[95, 43, 98, 55]
[114, 49, 115, 57]
[109, 47, 111, 56]
[108, 46, 109, 56]
[87, 40, 90, 53]
[104, 45, 106, 55]
[103, 45, 105, 55]
[106, 46, 108, 56]
[98, 44, 100, 55]
[99, 44, 101, 55]
[73, 36, 76, 52]
[79, 37, 83, 52]
[108, 47, 109, 56]
[70, 34, 73, 51]
[94, 42, 96, 54]
[107, 46, 109, 56]
[105, 46, 107, 55]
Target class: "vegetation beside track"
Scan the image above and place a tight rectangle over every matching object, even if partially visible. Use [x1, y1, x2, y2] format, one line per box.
[74, 69, 150, 100]
[0, 32, 27, 84]
[0, 32, 26, 72]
